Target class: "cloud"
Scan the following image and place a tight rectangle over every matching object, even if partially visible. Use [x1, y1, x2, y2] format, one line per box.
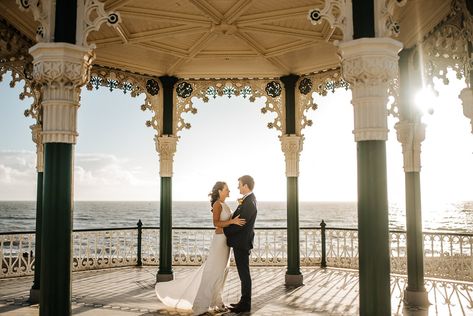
[0, 150, 36, 184]
[74, 153, 154, 186]
[0, 150, 158, 200]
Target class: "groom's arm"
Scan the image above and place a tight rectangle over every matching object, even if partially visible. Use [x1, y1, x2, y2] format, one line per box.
[223, 202, 256, 236]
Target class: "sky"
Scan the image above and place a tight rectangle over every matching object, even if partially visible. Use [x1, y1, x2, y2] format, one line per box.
[0, 70, 472, 202]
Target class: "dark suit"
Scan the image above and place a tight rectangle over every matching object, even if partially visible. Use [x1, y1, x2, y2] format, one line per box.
[223, 193, 257, 306]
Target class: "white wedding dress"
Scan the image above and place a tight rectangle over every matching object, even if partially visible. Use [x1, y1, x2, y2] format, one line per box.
[155, 201, 231, 315]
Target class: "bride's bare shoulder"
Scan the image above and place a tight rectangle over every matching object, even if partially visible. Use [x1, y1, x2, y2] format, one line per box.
[212, 201, 223, 212]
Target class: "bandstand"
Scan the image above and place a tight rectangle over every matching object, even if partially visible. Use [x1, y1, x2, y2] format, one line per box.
[1, 0, 473, 315]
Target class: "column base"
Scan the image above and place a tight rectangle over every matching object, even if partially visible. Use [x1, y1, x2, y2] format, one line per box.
[156, 273, 174, 283]
[403, 288, 430, 307]
[285, 273, 303, 287]
[29, 288, 40, 304]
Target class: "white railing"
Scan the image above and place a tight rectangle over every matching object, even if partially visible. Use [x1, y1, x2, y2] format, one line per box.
[1, 226, 473, 282]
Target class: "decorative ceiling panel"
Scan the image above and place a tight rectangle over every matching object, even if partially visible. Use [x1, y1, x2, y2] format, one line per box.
[0, 0, 458, 78]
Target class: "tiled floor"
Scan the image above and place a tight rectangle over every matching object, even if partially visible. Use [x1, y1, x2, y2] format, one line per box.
[1, 266, 473, 315]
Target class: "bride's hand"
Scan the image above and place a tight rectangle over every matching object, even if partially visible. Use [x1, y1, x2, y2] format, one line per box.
[231, 215, 246, 226]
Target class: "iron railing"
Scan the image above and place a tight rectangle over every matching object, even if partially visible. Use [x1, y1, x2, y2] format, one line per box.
[1, 222, 473, 282]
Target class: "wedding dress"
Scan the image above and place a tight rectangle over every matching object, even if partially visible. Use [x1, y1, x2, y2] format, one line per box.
[155, 201, 231, 315]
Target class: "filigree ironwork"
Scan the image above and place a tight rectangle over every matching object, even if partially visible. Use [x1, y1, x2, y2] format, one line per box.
[420, 0, 472, 87]
[77, 0, 121, 48]
[297, 69, 349, 132]
[377, 0, 407, 37]
[175, 79, 284, 134]
[0, 19, 41, 123]
[176, 81, 193, 98]
[16, 0, 53, 42]
[86, 65, 162, 135]
[298, 78, 313, 95]
[146, 79, 159, 96]
[307, 0, 353, 41]
[265, 81, 282, 97]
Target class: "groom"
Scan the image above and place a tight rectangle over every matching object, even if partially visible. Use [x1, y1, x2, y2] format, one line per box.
[224, 175, 257, 313]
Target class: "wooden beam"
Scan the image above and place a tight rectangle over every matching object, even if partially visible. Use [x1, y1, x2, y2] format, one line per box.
[167, 32, 217, 74]
[188, 0, 223, 24]
[136, 42, 189, 58]
[239, 25, 324, 41]
[105, 0, 134, 11]
[94, 25, 209, 45]
[235, 31, 290, 73]
[119, 7, 211, 27]
[265, 40, 318, 57]
[237, 5, 318, 26]
[114, 23, 130, 43]
[224, 0, 254, 24]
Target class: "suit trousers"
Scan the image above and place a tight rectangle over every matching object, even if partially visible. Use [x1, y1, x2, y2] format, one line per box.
[233, 248, 251, 305]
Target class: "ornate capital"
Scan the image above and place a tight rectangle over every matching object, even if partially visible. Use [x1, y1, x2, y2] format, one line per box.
[30, 123, 44, 172]
[394, 120, 426, 172]
[280, 135, 304, 177]
[459, 87, 473, 134]
[338, 38, 403, 141]
[29, 43, 95, 144]
[155, 135, 178, 177]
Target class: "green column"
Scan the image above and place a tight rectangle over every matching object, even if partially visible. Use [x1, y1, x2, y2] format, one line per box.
[405, 173, 426, 290]
[157, 177, 173, 281]
[357, 141, 391, 316]
[398, 49, 429, 307]
[29, 171, 43, 303]
[40, 143, 73, 316]
[156, 76, 178, 282]
[286, 177, 301, 276]
[280, 75, 303, 286]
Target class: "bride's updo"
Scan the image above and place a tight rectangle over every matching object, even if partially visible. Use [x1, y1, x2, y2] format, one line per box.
[209, 181, 227, 211]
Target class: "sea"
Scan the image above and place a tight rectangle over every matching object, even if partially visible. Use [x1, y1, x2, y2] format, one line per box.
[1, 200, 473, 233]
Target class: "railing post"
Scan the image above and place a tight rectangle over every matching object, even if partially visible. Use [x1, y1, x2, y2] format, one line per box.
[320, 220, 327, 268]
[137, 220, 143, 266]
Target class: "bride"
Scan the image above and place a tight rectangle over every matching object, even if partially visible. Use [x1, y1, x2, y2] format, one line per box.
[155, 181, 246, 315]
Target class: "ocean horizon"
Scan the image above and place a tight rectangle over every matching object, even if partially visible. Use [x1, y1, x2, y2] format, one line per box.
[1, 200, 473, 234]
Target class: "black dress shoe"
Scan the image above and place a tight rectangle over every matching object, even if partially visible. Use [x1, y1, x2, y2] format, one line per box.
[229, 302, 239, 307]
[229, 304, 251, 313]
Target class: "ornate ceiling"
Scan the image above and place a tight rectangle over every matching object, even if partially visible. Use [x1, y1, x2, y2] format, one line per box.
[0, 0, 453, 78]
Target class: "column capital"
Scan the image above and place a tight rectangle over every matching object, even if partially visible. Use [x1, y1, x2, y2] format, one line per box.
[394, 120, 426, 172]
[338, 38, 403, 141]
[155, 135, 178, 177]
[459, 87, 473, 134]
[29, 43, 95, 144]
[280, 134, 304, 177]
[30, 123, 44, 172]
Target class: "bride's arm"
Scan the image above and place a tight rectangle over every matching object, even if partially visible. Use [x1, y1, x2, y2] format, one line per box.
[212, 203, 245, 228]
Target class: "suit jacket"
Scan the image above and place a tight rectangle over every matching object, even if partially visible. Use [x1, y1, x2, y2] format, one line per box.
[224, 193, 257, 250]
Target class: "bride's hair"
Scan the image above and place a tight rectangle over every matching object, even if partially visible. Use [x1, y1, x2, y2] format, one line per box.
[209, 181, 227, 212]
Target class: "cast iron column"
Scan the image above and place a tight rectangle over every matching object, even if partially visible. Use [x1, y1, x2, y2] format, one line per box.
[29, 1, 94, 312]
[396, 49, 429, 307]
[156, 76, 179, 282]
[280, 74, 304, 286]
[29, 124, 43, 303]
[339, 38, 402, 315]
